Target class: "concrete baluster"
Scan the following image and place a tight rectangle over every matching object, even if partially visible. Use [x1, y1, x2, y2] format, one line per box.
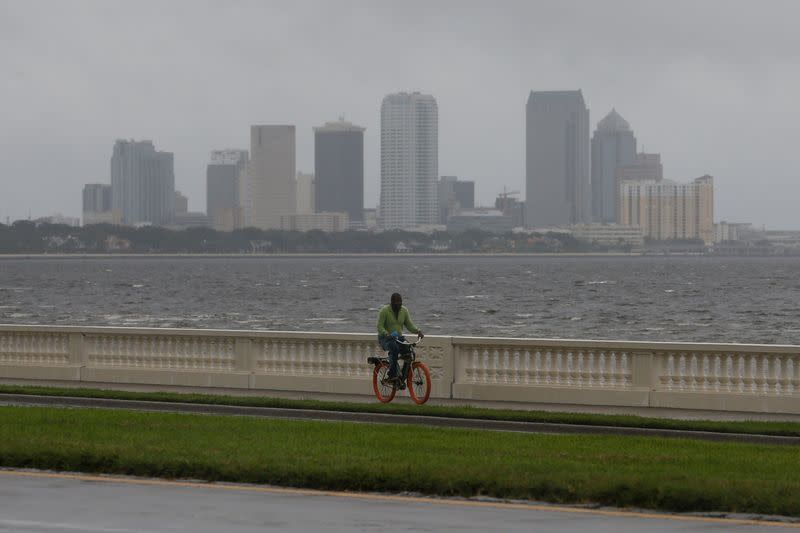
[761, 356, 770, 394]
[534, 350, 542, 384]
[513, 350, 521, 384]
[665, 353, 675, 390]
[545, 350, 553, 384]
[788, 357, 796, 395]
[523, 350, 531, 385]
[749, 355, 758, 393]
[609, 352, 617, 388]
[470, 349, 479, 383]
[587, 351, 595, 387]
[576, 351, 584, 387]
[774, 355, 782, 395]
[566, 351, 573, 386]
[502, 349, 511, 383]
[678, 353, 686, 390]
[689, 354, 698, 390]
[597, 350, 606, 387]
[725, 355, 733, 392]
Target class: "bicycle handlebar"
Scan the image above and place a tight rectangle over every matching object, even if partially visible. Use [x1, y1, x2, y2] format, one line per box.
[396, 335, 423, 346]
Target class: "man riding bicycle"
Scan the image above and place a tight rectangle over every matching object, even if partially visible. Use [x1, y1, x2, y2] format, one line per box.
[377, 293, 424, 386]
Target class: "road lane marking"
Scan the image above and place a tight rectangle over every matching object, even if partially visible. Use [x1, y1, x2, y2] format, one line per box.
[1, 469, 797, 528]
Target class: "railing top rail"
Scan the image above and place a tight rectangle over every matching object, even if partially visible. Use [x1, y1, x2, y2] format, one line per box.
[2, 324, 800, 354]
[451, 335, 800, 354]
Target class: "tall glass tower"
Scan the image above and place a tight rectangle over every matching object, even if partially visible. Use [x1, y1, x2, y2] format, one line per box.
[380, 92, 438, 229]
[525, 91, 590, 227]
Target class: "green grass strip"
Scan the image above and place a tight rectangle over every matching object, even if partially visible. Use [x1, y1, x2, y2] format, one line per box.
[2, 383, 800, 437]
[1, 405, 800, 516]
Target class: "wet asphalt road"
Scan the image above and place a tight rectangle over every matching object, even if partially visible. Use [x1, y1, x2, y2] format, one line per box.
[0, 471, 792, 533]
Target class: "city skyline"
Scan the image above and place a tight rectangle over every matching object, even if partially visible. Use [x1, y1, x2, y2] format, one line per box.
[2, 1, 799, 228]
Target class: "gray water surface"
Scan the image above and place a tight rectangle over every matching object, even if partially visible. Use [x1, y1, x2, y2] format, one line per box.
[1, 256, 799, 344]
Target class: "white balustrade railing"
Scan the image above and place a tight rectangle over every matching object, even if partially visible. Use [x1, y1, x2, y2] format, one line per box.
[3, 324, 800, 413]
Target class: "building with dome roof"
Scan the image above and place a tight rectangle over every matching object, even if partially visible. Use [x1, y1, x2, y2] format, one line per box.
[591, 109, 637, 223]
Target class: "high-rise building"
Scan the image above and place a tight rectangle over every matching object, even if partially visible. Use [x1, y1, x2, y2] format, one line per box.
[295, 172, 315, 215]
[619, 175, 714, 244]
[174, 191, 188, 214]
[83, 184, 112, 213]
[110, 140, 175, 226]
[618, 152, 664, 182]
[380, 92, 438, 229]
[525, 90, 590, 227]
[207, 149, 248, 231]
[437, 176, 475, 223]
[591, 109, 636, 223]
[314, 119, 364, 222]
[248, 125, 296, 230]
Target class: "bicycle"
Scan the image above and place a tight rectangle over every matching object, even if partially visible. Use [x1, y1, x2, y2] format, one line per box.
[367, 335, 432, 405]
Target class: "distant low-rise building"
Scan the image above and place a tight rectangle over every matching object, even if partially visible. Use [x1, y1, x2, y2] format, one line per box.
[280, 212, 349, 232]
[34, 214, 81, 227]
[447, 209, 514, 234]
[172, 212, 211, 229]
[713, 221, 752, 243]
[571, 224, 644, 247]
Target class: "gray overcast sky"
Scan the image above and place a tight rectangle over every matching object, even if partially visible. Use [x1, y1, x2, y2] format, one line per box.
[1, 0, 799, 228]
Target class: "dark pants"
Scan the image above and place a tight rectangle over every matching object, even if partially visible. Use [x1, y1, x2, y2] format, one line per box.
[380, 336, 407, 380]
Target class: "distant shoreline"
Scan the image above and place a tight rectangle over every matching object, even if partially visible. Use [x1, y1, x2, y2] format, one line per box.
[0, 252, 739, 259]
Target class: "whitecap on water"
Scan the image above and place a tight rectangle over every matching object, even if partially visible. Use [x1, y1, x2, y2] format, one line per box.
[464, 295, 485, 299]
[588, 280, 616, 285]
[132, 284, 144, 288]
[515, 313, 533, 318]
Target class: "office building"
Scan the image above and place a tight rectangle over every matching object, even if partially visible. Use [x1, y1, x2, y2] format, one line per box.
[82, 184, 120, 225]
[437, 176, 475, 223]
[380, 92, 438, 229]
[314, 119, 364, 222]
[207, 149, 248, 231]
[174, 191, 188, 214]
[110, 140, 175, 226]
[296, 172, 315, 215]
[248, 125, 296, 230]
[618, 153, 663, 182]
[619, 175, 714, 244]
[591, 109, 636, 223]
[526, 90, 590, 227]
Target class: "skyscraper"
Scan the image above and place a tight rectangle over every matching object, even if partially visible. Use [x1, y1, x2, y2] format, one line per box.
[248, 125, 296, 230]
[82, 183, 116, 226]
[207, 149, 248, 231]
[591, 109, 636, 223]
[314, 119, 365, 223]
[380, 92, 438, 229]
[525, 91, 590, 227]
[110, 140, 175, 226]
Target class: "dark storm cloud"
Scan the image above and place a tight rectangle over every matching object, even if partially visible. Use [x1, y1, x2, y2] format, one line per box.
[1, 0, 798, 227]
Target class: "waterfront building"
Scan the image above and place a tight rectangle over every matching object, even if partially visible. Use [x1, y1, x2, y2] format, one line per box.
[296, 172, 315, 215]
[248, 125, 296, 230]
[110, 140, 175, 226]
[314, 119, 364, 222]
[280, 212, 349, 232]
[437, 176, 475, 223]
[447, 209, 514, 234]
[525, 90, 591, 227]
[172, 211, 211, 230]
[619, 175, 714, 244]
[207, 149, 248, 231]
[618, 152, 663, 182]
[591, 109, 636, 223]
[380, 92, 438, 229]
[570, 223, 644, 248]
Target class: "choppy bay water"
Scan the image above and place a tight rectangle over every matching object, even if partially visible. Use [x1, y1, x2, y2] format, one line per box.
[1, 255, 800, 344]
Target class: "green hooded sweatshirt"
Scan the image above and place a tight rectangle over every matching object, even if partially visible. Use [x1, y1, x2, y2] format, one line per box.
[376, 304, 419, 341]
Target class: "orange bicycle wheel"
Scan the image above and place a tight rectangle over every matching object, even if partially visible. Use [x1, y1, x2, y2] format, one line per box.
[407, 362, 431, 405]
[372, 362, 396, 403]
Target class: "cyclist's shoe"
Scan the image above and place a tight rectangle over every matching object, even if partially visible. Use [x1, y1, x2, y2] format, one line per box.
[397, 381, 407, 390]
[382, 376, 400, 387]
